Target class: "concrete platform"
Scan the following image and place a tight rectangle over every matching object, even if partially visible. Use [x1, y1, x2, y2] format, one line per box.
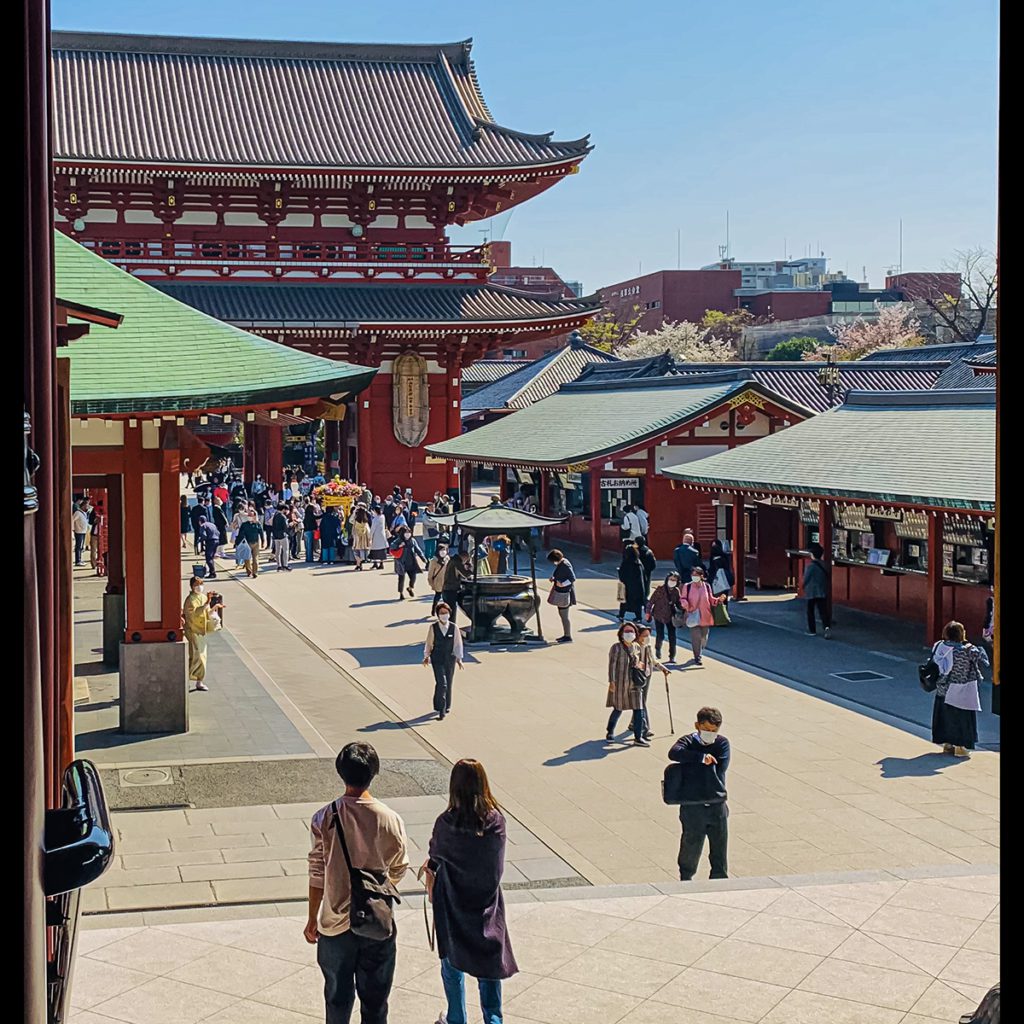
[71, 866, 999, 1024]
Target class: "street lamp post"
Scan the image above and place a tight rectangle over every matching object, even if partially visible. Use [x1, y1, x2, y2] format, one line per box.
[816, 352, 842, 407]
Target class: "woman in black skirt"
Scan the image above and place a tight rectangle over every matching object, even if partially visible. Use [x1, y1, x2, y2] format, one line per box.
[931, 620, 988, 758]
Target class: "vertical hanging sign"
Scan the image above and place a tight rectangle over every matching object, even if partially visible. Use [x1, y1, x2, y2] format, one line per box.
[392, 350, 430, 447]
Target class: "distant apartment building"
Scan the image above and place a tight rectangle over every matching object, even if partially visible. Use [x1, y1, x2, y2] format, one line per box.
[885, 272, 962, 303]
[701, 256, 845, 291]
[601, 269, 743, 331]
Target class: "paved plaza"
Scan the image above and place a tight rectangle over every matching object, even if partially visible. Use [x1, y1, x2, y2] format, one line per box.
[71, 866, 998, 1024]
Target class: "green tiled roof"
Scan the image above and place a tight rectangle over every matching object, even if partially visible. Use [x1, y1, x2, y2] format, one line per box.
[55, 231, 376, 415]
[661, 390, 995, 512]
[430, 505, 567, 533]
[428, 372, 805, 468]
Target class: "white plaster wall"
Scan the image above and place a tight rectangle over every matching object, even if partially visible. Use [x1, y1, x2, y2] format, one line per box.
[656, 444, 727, 473]
[71, 419, 124, 447]
[142, 422, 160, 449]
[142, 473, 162, 622]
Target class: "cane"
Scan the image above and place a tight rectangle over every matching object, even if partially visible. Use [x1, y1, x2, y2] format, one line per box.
[664, 672, 674, 734]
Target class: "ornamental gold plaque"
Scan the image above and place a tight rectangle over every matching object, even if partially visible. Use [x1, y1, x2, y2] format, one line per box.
[392, 350, 430, 448]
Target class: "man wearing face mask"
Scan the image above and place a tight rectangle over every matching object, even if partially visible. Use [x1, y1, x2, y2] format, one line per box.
[423, 602, 464, 720]
[667, 707, 730, 880]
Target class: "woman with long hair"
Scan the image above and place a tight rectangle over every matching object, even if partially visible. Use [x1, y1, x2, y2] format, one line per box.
[179, 494, 191, 550]
[424, 759, 517, 1024]
[350, 504, 373, 570]
[606, 622, 647, 746]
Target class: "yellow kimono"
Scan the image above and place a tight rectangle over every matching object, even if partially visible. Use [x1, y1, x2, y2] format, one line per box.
[182, 591, 219, 682]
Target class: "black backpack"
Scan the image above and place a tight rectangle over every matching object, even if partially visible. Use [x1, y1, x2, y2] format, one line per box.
[918, 642, 942, 693]
[331, 803, 401, 942]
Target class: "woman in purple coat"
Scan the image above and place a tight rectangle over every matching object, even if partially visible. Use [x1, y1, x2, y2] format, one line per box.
[425, 759, 517, 1024]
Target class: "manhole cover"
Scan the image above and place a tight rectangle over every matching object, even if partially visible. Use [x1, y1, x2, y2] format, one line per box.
[118, 767, 173, 787]
[830, 670, 892, 682]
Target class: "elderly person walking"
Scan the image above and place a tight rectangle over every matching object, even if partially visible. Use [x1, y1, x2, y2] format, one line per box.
[931, 620, 989, 758]
[423, 759, 518, 1024]
[681, 565, 726, 666]
[605, 623, 649, 747]
[182, 576, 224, 692]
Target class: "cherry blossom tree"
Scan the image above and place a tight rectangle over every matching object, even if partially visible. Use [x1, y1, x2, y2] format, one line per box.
[616, 320, 736, 362]
[803, 302, 925, 361]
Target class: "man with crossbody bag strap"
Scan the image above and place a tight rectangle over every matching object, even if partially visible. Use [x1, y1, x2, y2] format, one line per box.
[306, 742, 409, 1024]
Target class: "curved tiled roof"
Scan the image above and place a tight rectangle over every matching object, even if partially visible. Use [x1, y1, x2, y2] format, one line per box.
[155, 281, 599, 327]
[662, 390, 995, 512]
[461, 359, 531, 386]
[429, 373, 809, 468]
[51, 32, 592, 171]
[55, 231, 376, 415]
[462, 341, 619, 412]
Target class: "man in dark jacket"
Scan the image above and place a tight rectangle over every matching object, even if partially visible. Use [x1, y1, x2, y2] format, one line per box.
[270, 503, 291, 571]
[211, 497, 229, 556]
[667, 706, 730, 881]
[197, 515, 221, 580]
[189, 499, 207, 555]
[319, 507, 342, 565]
[803, 542, 831, 638]
[442, 550, 472, 625]
[672, 531, 702, 583]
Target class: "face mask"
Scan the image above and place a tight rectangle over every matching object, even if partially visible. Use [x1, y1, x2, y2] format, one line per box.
[438, 615, 450, 625]
[699, 730, 717, 745]
[622, 632, 636, 643]
[667, 581, 677, 589]
[437, 550, 448, 559]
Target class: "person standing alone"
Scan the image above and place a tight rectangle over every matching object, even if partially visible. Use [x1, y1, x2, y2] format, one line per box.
[72, 500, 90, 566]
[667, 707, 730, 881]
[271, 503, 292, 571]
[423, 602, 464, 720]
[803, 542, 832, 638]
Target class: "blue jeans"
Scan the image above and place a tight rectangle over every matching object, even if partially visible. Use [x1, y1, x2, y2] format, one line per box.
[322, 545, 337, 564]
[441, 958, 502, 1024]
[304, 530, 315, 561]
[607, 707, 644, 741]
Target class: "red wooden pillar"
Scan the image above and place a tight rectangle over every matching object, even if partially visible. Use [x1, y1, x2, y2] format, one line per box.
[731, 493, 746, 599]
[460, 463, 473, 509]
[445, 349, 463, 494]
[589, 466, 602, 563]
[819, 500, 834, 621]
[106, 473, 124, 594]
[267, 423, 283, 491]
[243, 425, 254, 481]
[122, 428, 147, 641]
[326, 420, 341, 477]
[159, 455, 183, 639]
[358, 396, 374, 490]
[927, 513, 945, 643]
[539, 469, 551, 516]
[498, 469, 509, 502]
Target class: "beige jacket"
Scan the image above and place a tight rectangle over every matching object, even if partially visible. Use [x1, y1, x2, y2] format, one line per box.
[308, 795, 409, 936]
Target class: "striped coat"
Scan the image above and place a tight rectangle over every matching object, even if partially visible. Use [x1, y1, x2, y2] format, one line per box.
[606, 641, 643, 710]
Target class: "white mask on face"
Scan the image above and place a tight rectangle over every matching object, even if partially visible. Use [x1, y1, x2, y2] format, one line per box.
[667, 581, 677, 589]
[699, 730, 717, 745]
[438, 615, 450, 625]
[622, 631, 636, 642]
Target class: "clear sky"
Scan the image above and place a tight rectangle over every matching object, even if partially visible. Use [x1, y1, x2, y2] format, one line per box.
[52, 0, 998, 294]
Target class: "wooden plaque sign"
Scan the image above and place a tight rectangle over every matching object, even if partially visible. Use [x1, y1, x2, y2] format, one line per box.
[392, 350, 430, 448]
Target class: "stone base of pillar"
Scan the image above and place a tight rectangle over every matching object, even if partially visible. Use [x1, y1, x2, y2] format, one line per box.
[102, 593, 125, 667]
[119, 641, 188, 734]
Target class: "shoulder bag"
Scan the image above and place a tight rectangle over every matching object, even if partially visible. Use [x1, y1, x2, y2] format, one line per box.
[548, 587, 571, 608]
[918, 642, 942, 693]
[331, 803, 401, 942]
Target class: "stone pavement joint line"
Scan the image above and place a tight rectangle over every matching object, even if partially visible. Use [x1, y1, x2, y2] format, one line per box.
[90, 797, 581, 914]
[71, 867, 999, 1024]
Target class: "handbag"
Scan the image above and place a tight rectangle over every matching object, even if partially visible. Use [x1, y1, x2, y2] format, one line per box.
[711, 567, 731, 596]
[712, 600, 732, 627]
[331, 803, 401, 942]
[548, 587, 571, 608]
[662, 763, 686, 805]
[234, 539, 251, 564]
[616, 580, 626, 602]
[918, 642, 941, 693]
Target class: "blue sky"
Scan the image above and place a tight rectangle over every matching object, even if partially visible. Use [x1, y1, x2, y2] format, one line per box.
[53, 0, 998, 294]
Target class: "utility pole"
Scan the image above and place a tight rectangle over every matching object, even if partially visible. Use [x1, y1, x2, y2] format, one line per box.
[898, 218, 903, 274]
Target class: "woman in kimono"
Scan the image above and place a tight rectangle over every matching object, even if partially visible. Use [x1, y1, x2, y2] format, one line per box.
[423, 759, 517, 1024]
[182, 576, 223, 692]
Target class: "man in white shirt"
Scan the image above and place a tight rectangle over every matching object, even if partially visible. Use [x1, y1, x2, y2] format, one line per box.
[622, 504, 645, 542]
[71, 500, 90, 566]
[634, 504, 650, 539]
[306, 742, 409, 1024]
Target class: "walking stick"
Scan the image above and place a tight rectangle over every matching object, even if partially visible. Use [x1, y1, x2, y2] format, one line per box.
[664, 672, 674, 734]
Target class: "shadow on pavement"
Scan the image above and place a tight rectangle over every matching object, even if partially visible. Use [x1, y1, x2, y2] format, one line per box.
[875, 752, 963, 778]
[543, 738, 636, 766]
[359, 713, 438, 732]
[337, 644, 425, 667]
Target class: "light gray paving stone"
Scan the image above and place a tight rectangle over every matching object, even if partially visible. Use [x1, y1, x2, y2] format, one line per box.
[222, 844, 311, 864]
[120, 850, 226, 871]
[179, 861, 285, 883]
[211, 875, 307, 903]
[170, 833, 269, 852]
[104, 881, 215, 911]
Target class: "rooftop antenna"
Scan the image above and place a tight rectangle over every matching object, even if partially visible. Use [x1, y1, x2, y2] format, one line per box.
[898, 218, 903, 274]
[726, 210, 730, 259]
[677, 228, 681, 270]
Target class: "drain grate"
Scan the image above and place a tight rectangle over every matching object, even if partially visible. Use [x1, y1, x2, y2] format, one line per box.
[118, 767, 173, 787]
[830, 670, 892, 682]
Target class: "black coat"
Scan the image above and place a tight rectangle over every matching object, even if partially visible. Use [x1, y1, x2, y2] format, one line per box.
[637, 544, 657, 596]
[211, 505, 228, 546]
[618, 558, 647, 610]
